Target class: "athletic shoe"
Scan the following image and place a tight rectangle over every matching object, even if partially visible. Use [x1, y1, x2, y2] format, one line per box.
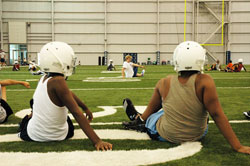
[141, 69, 145, 76]
[243, 111, 250, 119]
[123, 98, 141, 121]
[122, 118, 146, 132]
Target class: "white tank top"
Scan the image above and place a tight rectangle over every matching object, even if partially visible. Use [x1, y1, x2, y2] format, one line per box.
[27, 75, 69, 142]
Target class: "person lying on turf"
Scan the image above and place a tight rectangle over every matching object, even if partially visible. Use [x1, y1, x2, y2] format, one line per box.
[0, 80, 30, 123]
[19, 42, 112, 151]
[232, 59, 247, 72]
[122, 41, 250, 154]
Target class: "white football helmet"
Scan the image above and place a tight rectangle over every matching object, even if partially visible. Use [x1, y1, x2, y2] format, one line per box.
[173, 41, 206, 72]
[238, 59, 243, 63]
[39, 41, 77, 77]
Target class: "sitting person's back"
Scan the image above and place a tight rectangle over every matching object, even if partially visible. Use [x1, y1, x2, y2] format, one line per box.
[156, 73, 208, 143]
[224, 60, 233, 72]
[27, 75, 69, 141]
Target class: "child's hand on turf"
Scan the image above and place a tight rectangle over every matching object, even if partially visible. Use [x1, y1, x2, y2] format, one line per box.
[85, 109, 93, 122]
[237, 146, 250, 155]
[95, 140, 112, 151]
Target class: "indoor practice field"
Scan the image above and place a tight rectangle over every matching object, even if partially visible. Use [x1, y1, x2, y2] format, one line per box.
[0, 65, 250, 166]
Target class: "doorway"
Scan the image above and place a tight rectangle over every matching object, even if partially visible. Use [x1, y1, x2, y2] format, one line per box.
[9, 44, 27, 65]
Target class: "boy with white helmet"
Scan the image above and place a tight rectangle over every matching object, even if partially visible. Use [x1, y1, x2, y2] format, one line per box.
[123, 41, 250, 154]
[19, 42, 112, 151]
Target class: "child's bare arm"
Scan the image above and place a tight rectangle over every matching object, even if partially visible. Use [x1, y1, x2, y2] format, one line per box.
[203, 75, 250, 154]
[53, 78, 112, 150]
[0, 80, 30, 88]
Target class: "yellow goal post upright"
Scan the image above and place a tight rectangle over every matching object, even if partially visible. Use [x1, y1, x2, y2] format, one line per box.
[183, 0, 226, 64]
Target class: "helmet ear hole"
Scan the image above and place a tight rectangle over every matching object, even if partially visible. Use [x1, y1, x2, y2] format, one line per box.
[67, 66, 70, 70]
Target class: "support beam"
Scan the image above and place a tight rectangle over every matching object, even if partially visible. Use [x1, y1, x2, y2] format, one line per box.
[156, 0, 160, 65]
[202, 2, 221, 23]
[51, 0, 55, 41]
[104, 0, 108, 65]
[0, 0, 3, 49]
[202, 23, 223, 44]
[206, 48, 217, 62]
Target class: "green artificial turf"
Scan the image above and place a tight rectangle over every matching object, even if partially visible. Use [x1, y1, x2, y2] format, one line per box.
[0, 65, 250, 166]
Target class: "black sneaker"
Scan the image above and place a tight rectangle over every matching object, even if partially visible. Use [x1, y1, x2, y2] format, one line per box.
[122, 118, 146, 132]
[243, 111, 250, 119]
[123, 98, 141, 121]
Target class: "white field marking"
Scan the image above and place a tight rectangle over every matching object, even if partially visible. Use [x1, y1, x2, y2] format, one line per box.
[2, 120, 250, 128]
[0, 122, 123, 128]
[25, 79, 39, 81]
[5, 86, 250, 92]
[0, 129, 151, 143]
[101, 71, 122, 73]
[0, 142, 202, 166]
[83, 76, 141, 82]
[15, 106, 120, 119]
[14, 106, 146, 120]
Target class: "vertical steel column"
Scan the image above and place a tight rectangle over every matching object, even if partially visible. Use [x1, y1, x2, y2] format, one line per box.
[192, 0, 195, 41]
[156, 0, 160, 65]
[104, 0, 108, 65]
[196, 0, 199, 42]
[227, 0, 231, 51]
[0, 0, 3, 49]
[51, 0, 55, 41]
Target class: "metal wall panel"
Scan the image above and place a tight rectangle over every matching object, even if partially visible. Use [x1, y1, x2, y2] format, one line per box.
[0, 0, 249, 65]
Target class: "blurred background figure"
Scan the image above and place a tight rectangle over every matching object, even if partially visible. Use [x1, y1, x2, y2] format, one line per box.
[107, 59, 116, 71]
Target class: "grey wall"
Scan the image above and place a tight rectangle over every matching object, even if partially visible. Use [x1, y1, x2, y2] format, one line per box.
[0, 0, 249, 65]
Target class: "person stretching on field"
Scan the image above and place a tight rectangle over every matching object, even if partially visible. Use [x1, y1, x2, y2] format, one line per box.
[123, 41, 250, 154]
[19, 42, 112, 151]
[122, 55, 145, 78]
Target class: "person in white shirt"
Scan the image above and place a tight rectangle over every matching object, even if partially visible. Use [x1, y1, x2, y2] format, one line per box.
[19, 42, 112, 151]
[0, 49, 6, 67]
[122, 55, 145, 78]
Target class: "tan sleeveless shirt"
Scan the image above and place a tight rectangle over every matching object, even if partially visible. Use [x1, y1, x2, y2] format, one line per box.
[156, 74, 208, 143]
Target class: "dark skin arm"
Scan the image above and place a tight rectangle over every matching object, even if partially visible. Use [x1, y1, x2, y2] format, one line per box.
[71, 92, 93, 122]
[48, 76, 112, 151]
[198, 74, 250, 154]
[141, 77, 170, 121]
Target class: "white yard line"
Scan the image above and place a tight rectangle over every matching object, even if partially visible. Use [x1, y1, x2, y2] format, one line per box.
[0, 129, 151, 143]
[0, 142, 202, 166]
[101, 71, 122, 73]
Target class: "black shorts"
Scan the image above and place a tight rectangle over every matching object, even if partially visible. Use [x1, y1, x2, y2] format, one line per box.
[19, 115, 75, 141]
[0, 58, 4, 63]
[0, 99, 13, 123]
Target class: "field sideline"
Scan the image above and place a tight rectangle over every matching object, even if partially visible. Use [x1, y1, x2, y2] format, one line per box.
[0, 65, 250, 166]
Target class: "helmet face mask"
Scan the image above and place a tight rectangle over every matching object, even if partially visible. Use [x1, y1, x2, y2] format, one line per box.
[173, 41, 206, 73]
[39, 41, 77, 77]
